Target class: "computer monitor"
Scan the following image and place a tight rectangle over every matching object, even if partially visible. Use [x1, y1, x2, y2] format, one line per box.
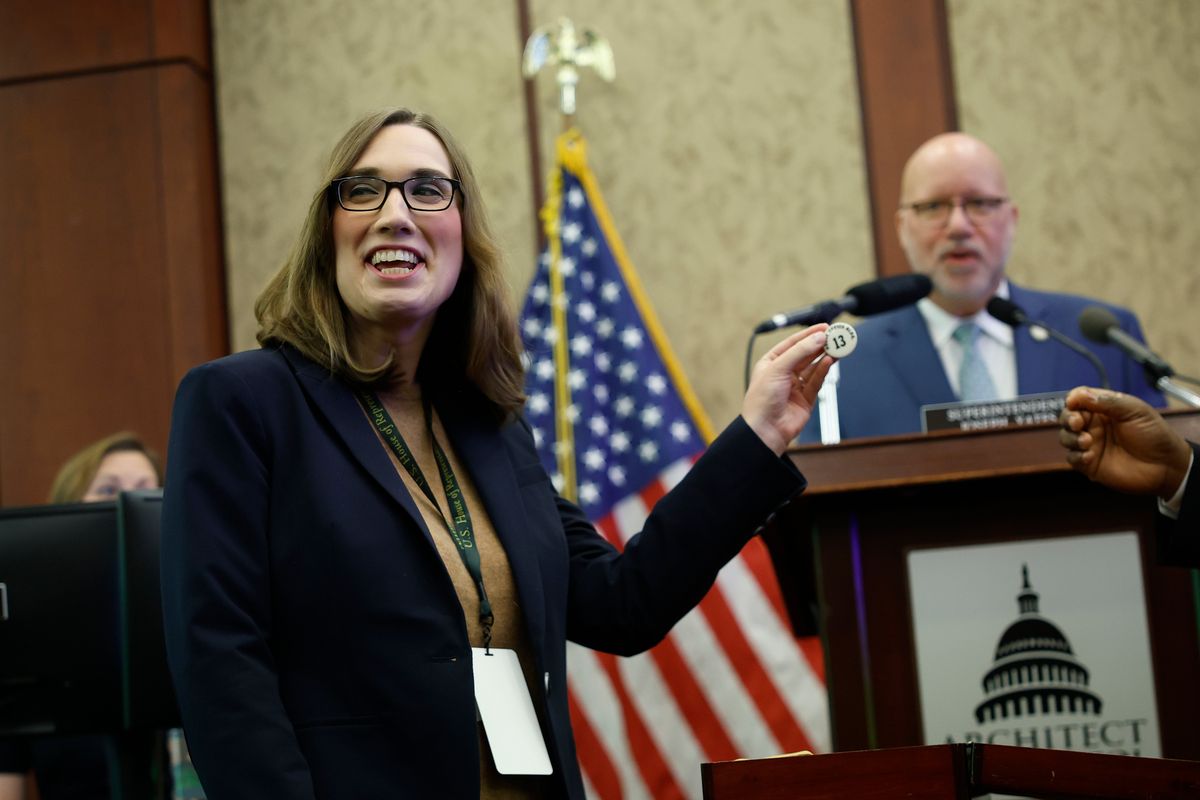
[0, 490, 179, 735]
[0, 501, 124, 735]
[116, 489, 179, 730]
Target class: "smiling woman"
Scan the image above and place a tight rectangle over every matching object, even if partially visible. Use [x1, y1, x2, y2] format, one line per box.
[253, 107, 524, 405]
[329, 125, 466, 377]
[161, 106, 833, 800]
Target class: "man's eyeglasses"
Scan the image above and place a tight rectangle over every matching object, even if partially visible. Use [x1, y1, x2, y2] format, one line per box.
[329, 175, 462, 213]
[901, 196, 1008, 226]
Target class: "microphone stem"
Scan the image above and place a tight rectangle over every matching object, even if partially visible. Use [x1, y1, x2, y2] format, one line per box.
[1039, 326, 1111, 390]
[1157, 377, 1200, 408]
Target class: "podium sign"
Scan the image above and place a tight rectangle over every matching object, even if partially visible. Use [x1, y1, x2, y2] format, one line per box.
[908, 533, 1161, 757]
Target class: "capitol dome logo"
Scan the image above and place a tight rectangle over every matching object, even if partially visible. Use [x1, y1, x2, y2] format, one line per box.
[908, 532, 1159, 757]
[975, 564, 1103, 724]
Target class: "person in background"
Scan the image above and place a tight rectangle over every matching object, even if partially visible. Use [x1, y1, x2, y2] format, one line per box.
[0, 433, 205, 800]
[160, 106, 833, 799]
[800, 132, 1162, 442]
[48, 431, 161, 503]
[1059, 386, 1198, 567]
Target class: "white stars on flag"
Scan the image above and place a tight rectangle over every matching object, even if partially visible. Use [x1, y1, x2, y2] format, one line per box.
[607, 465, 626, 486]
[583, 448, 606, 471]
[517, 169, 701, 519]
[578, 481, 600, 505]
[570, 335, 593, 358]
[620, 326, 644, 350]
[528, 392, 550, 415]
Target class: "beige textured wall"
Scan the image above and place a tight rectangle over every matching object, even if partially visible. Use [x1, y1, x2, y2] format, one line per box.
[949, 0, 1200, 389]
[212, 0, 871, 430]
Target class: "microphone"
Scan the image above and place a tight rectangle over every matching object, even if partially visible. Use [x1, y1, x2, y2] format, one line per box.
[1078, 305, 1174, 382]
[754, 273, 933, 334]
[986, 297, 1110, 389]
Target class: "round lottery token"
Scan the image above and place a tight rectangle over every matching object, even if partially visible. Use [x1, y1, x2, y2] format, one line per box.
[824, 322, 858, 358]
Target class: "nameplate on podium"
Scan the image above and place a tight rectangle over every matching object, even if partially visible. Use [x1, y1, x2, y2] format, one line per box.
[921, 391, 1066, 433]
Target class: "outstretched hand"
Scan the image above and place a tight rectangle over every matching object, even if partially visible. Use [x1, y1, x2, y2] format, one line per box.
[1058, 386, 1191, 500]
[742, 325, 834, 455]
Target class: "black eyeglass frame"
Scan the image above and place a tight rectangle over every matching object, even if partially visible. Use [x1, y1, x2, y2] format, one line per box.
[900, 196, 1009, 224]
[327, 175, 463, 213]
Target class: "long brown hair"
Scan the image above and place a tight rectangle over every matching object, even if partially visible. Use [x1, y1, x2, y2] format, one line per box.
[254, 108, 525, 417]
[48, 432, 162, 504]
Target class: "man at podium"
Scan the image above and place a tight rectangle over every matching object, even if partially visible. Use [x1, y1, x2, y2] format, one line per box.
[800, 133, 1161, 442]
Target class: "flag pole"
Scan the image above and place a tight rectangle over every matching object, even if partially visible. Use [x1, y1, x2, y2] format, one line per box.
[515, 22, 830, 790]
[522, 18, 615, 499]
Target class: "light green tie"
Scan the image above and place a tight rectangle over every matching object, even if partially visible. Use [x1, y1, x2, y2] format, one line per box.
[953, 322, 997, 402]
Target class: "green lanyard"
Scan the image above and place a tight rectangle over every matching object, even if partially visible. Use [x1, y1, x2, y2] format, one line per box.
[360, 391, 494, 650]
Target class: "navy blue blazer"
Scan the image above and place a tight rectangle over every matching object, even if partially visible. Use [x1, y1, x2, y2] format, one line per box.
[799, 284, 1164, 442]
[161, 345, 805, 800]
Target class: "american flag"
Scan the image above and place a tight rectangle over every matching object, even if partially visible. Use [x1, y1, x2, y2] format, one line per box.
[519, 131, 830, 799]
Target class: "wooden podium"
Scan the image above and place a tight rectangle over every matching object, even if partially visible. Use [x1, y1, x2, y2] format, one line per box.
[701, 742, 1200, 799]
[766, 411, 1200, 757]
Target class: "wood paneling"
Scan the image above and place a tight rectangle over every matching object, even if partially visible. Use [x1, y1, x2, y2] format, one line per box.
[0, 0, 209, 84]
[0, 1, 152, 82]
[0, 70, 172, 504]
[155, 64, 228, 385]
[850, 0, 958, 277]
[149, 0, 212, 67]
[0, 3, 225, 507]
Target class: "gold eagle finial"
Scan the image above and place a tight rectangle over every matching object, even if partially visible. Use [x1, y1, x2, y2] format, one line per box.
[523, 17, 615, 117]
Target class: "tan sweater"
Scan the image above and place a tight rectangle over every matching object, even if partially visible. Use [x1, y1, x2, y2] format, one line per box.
[376, 391, 549, 799]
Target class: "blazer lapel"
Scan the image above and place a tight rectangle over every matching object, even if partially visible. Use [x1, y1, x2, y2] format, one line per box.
[881, 306, 957, 409]
[280, 347, 431, 541]
[439, 402, 548, 659]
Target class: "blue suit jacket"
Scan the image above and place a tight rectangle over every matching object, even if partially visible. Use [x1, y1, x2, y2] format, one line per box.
[161, 345, 805, 800]
[799, 284, 1164, 442]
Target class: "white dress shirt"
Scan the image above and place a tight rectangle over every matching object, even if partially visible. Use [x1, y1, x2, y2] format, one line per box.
[917, 281, 1017, 400]
[1159, 450, 1194, 520]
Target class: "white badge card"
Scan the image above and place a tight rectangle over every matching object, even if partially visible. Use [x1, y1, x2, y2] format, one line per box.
[471, 647, 553, 775]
